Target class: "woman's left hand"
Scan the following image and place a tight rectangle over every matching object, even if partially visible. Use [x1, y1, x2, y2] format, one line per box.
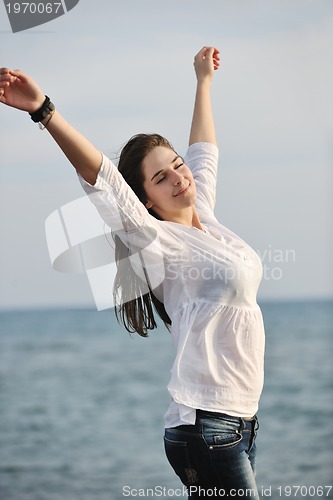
[194, 47, 220, 83]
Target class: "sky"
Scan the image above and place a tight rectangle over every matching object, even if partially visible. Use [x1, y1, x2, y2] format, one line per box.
[0, 0, 332, 310]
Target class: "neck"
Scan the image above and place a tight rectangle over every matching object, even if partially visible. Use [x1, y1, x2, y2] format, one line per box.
[157, 206, 204, 231]
[190, 208, 204, 230]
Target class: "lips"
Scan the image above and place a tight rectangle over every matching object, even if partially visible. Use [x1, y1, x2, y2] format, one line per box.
[175, 183, 190, 196]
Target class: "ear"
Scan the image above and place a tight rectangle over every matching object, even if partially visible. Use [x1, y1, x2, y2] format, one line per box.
[145, 200, 153, 209]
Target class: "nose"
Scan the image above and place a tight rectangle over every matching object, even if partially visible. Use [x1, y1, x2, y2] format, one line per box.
[171, 170, 183, 185]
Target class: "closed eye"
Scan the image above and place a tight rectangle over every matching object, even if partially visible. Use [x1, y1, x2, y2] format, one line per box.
[157, 163, 183, 183]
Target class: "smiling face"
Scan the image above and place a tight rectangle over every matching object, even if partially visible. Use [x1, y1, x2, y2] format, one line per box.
[142, 146, 197, 223]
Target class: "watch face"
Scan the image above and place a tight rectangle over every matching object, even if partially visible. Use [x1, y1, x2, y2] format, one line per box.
[43, 103, 55, 118]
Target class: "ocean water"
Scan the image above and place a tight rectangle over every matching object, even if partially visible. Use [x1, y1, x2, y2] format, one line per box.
[0, 301, 332, 500]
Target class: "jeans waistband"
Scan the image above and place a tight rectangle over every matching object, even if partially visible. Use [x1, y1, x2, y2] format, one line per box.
[196, 409, 257, 423]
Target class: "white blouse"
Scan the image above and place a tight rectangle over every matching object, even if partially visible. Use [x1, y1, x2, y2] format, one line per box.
[79, 142, 265, 427]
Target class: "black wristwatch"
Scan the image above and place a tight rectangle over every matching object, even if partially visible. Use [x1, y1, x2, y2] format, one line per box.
[29, 96, 55, 123]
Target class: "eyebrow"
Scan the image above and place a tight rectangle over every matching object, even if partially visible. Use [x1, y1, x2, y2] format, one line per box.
[150, 155, 180, 181]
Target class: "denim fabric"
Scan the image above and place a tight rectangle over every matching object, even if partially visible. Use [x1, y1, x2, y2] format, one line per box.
[164, 410, 260, 499]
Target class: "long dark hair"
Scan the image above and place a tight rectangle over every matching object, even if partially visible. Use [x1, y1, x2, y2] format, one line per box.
[113, 133, 174, 337]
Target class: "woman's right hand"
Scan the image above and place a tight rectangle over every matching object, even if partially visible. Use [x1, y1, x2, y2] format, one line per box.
[0, 67, 102, 185]
[0, 68, 45, 113]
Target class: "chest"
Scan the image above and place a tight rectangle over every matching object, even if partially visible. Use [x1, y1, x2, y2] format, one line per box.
[164, 228, 262, 294]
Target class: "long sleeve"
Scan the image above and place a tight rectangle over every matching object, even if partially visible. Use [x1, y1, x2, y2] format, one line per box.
[78, 153, 155, 233]
[184, 142, 219, 213]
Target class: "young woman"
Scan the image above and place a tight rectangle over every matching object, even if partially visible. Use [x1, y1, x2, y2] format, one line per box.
[0, 47, 265, 498]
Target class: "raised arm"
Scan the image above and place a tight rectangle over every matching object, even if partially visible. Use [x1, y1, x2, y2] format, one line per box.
[0, 68, 101, 185]
[189, 47, 220, 146]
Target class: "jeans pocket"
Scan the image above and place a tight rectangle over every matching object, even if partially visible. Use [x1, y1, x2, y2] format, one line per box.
[203, 429, 243, 450]
[164, 436, 199, 486]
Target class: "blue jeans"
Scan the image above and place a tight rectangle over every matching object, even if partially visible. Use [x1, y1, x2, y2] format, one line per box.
[164, 410, 260, 499]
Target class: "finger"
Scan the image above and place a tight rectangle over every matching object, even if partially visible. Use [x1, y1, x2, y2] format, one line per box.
[0, 69, 12, 86]
[196, 48, 207, 61]
[207, 47, 220, 67]
[210, 48, 220, 63]
[0, 67, 19, 77]
[200, 46, 213, 60]
[212, 48, 221, 70]
[0, 73, 14, 82]
[0, 75, 17, 86]
[8, 68, 22, 76]
[0, 68, 11, 84]
[6, 68, 28, 82]
[206, 47, 215, 58]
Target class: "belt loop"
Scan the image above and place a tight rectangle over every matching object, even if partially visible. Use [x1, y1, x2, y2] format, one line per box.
[254, 415, 259, 433]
